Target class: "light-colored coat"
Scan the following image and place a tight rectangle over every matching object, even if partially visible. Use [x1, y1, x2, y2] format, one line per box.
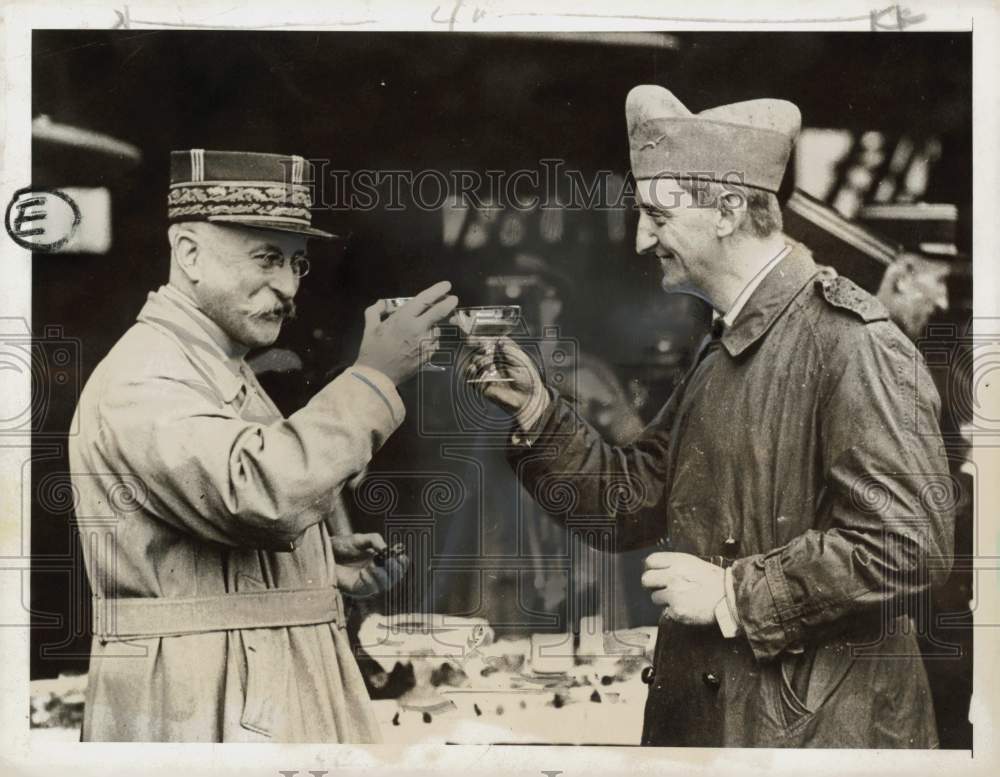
[69, 284, 403, 742]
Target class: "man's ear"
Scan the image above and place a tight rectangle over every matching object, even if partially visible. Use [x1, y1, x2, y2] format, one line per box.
[715, 190, 747, 238]
[893, 254, 919, 294]
[168, 224, 203, 283]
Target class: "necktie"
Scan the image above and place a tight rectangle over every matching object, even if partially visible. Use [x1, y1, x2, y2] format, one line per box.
[694, 317, 726, 368]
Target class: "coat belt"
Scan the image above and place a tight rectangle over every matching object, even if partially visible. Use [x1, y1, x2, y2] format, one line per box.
[92, 587, 345, 642]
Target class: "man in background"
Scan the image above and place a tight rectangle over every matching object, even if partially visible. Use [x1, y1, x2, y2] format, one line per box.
[860, 201, 972, 748]
[859, 202, 955, 342]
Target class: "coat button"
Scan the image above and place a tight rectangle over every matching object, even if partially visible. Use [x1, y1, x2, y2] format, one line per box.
[641, 666, 655, 685]
[702, 672, 721, 690]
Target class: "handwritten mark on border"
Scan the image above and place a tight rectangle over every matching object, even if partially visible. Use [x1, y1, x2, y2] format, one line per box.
[4, 187, 81, 253]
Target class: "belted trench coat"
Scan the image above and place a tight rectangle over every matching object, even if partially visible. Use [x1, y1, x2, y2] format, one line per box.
[509, 243, 954, 747]
[69, 284, 403, 742]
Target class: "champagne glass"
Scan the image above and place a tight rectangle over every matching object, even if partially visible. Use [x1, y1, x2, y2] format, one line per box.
[378, 297, 446, 372]
[453, 305, 521, 383]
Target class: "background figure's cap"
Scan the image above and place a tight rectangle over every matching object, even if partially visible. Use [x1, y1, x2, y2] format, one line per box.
[168, 149, 334, 239]
[783, 189, 899, 294]
[626, 85, 801, 194]
[856, 202, 960, 260]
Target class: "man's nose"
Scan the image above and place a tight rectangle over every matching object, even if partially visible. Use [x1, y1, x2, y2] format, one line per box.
[269, 263, 299, 299]
[936, 283, 949, 313]
[635, 213, 657, 255]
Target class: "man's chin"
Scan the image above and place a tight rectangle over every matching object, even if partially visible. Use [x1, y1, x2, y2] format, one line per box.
[660, 274, 687, 293]
[243, 319, 283, 348]
[904, 316, 930, 342]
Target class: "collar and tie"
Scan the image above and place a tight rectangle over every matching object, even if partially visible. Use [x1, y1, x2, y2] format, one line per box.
[686, 243, 820, 366]
[694, 317, 727, 368]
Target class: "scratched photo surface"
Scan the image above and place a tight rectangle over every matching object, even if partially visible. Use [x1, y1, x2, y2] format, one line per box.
[26, 30, 972, 747]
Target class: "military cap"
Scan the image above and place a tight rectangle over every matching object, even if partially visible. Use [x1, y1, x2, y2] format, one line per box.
[626, 85, 801, 194]
[856, 202, 959, 260]
[783, 189, 898, 293]
[168, 149, 334, 239]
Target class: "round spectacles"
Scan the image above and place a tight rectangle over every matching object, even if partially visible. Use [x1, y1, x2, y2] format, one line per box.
[290, 255, 310, 279]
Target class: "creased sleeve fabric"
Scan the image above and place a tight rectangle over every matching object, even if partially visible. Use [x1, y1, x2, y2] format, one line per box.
[731, 321, 955, 661]
[506, 384, 683, 551]
[97, 362, 404, 551]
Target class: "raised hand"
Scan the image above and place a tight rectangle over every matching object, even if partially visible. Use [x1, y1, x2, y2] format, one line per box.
[355, 281, 458, 384]
[457, 335, 551, 430]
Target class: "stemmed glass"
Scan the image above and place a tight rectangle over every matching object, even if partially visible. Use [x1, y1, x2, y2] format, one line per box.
[453, 305, 521, 383]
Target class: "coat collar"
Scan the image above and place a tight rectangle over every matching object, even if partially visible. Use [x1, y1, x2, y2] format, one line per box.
[720, 241, 819, 357]
[137, 284, 248, 403]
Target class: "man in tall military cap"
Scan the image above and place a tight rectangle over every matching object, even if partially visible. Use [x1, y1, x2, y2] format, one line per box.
[465, 87, 954, 747]
[859, 202, 958, 342]
[69, 149, 457, 741]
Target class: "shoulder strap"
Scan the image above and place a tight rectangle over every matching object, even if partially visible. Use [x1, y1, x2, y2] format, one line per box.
[815, 275, 889, 323]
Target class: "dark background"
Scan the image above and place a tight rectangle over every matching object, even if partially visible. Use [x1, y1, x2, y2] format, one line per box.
[29, 31, 972, 746]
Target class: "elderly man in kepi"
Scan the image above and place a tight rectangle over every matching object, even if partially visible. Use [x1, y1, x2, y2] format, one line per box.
[464, 87, 954, 747]
[858, 202, 957, 343]
[69, 149, 457, 742]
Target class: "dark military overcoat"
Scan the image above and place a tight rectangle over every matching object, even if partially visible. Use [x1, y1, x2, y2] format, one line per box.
[510, 242, 954, 747]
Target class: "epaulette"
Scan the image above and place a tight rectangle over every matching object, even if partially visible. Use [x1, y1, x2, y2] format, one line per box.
[815, 275, 889, 323]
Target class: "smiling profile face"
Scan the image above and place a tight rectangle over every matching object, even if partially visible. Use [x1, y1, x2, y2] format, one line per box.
[634, 177, 723, 294]
[176, 223, 308, 349]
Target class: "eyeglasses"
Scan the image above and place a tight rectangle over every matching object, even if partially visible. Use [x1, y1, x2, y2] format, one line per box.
[251, 250, 311, 279]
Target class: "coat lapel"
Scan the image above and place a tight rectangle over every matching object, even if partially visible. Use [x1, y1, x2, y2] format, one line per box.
[721, 242, 820, 358]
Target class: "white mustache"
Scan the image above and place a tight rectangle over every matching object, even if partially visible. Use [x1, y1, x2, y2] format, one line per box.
[249, 303, 296, 320]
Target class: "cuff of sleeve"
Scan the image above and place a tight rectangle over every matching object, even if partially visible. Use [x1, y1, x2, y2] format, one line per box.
[715, 567, 743, 638]
[510, 386, 557, 448]
[731, 554, 794, 660]
[347, 365, 406, 427]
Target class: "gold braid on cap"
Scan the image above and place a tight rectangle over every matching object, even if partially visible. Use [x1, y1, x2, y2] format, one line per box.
[167, 182, 312, 222]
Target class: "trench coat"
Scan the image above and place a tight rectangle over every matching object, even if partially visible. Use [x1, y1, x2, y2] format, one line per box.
[509, 243, 955, 747]
[69, 284, 404, 742]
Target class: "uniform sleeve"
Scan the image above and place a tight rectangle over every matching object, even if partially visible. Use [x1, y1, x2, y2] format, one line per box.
[731, 321, 955, 660]
[97, 364, 404, 551]
[506, 384, 681, 551]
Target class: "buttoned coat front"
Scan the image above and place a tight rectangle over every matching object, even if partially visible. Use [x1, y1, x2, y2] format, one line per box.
[69, 285, 404, 742]
[510, 243, 955, 747]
